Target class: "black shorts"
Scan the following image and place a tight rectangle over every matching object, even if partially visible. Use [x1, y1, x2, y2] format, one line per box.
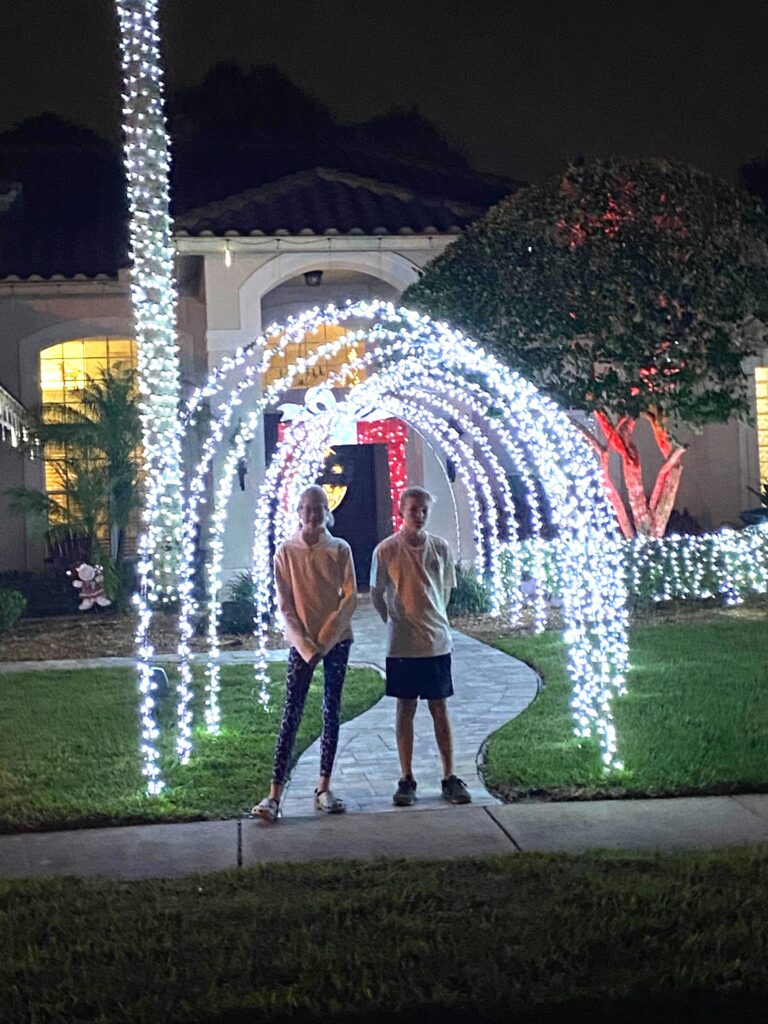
[385, 654, 454, 701]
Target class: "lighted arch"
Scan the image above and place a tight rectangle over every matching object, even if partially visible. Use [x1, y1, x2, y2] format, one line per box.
[133, 302, 629, 796]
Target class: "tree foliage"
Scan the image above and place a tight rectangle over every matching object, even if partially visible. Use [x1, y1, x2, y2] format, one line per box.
[170, 63, 335, 143]
[406, 158, 768, 535]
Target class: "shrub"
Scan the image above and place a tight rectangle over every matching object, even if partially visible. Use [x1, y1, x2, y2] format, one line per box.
[448, 563, 492, 616]
[219, 571, 257, 635]
[501, 526, 768, 616]
[665, 507, 705, 536]
[0, 589, 26, 631]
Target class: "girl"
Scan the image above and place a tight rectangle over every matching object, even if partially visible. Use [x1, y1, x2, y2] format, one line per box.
[253, 484, 357, 821]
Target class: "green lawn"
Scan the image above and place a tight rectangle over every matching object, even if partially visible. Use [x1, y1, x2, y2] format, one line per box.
[2, 847, 767, 1023]
[484, 617, 768, 799]
[0, 664, 383, 833]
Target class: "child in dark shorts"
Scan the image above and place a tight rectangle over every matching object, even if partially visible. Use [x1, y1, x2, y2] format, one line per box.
[370, 486, 471, 806]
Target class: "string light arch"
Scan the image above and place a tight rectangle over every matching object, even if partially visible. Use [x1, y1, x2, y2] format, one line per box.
[135, 301, 630, 794]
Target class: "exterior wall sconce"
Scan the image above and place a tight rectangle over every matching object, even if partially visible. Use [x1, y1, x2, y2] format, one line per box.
[303, 269, 323, 287]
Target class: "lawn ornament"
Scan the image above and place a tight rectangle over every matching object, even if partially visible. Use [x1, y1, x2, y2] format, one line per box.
[71, 562, 112, 611]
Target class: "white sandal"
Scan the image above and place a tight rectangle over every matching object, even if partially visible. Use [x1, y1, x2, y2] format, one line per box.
[252, 797, 280, 823]
[314, 789, 346, 814]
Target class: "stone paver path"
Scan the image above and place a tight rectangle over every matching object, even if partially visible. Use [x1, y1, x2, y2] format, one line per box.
[280, 597, 540, 816]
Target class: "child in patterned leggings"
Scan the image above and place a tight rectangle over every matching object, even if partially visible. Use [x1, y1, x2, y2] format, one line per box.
[253, 485, 357, 822]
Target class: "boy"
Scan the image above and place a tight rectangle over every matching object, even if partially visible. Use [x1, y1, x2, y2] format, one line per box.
[370, 486, 471, 806]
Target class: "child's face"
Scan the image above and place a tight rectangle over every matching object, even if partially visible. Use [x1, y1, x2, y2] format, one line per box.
[400, 497, 430, 532]
[299, 497, 327, 530]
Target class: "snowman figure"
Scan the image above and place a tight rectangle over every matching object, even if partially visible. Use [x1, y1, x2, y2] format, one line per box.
[71, 563, 112, 611]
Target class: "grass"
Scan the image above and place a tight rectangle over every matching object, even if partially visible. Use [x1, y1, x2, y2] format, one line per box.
[0, 664, 383, 833]
[483, 617, 768, 799]
[1, 847, 768, 1023]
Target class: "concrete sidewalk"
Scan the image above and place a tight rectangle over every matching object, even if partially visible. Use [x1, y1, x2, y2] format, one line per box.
[1, 795, 766, 879]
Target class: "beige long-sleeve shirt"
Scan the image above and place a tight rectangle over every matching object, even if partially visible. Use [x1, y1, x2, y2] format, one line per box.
[370, 531, 456, 658]
[274, 528, 357, 663]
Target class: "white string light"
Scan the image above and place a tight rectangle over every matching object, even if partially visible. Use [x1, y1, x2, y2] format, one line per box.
[147, 297, 768, 779]
[116, 0, 185, 793]
[158, 303, 630, 772]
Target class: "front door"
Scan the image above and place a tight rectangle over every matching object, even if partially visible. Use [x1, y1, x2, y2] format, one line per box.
[319, 443, 392, 587]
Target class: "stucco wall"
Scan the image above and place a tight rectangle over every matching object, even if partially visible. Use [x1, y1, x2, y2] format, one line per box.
[0, 269, 207, 572]
[0, 243, 763, 580]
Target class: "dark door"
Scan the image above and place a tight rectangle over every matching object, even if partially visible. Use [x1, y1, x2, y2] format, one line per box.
[264, 419, 393, 587]
[319, 443, 392, 587]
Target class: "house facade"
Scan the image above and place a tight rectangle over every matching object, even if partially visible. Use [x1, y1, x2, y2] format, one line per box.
[0, 157, 766, 581]
[0, 161, 511, 578]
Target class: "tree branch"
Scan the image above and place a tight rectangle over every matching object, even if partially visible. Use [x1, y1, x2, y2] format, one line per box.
[593, 409, 638, 462]
[648, 445, 687, 517]
[569, 416, 634, 538]
[643, 408, 675, 459]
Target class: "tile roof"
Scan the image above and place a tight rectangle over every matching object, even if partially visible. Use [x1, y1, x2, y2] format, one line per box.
[170, 140, 517, 213]
[174, 166, 493, 237]
[0, 126, 519, 279]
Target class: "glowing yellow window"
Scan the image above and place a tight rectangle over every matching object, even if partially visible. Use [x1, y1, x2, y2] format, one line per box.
[39, 338, 138, 541]
[262, 324, 366, 390]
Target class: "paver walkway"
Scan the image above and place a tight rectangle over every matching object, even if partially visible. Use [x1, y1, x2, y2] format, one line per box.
[279, 597, 540, 816]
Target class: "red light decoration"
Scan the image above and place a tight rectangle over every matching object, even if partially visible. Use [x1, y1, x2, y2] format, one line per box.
[277, 416, 408, 530]
[357, 418, 408, 529]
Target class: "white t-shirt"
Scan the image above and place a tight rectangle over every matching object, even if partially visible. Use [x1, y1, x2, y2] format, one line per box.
[370, 531, 456, 658]
[274, 528, 357, 663]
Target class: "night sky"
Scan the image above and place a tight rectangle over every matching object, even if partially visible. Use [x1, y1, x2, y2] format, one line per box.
[1, 0, 766, 184]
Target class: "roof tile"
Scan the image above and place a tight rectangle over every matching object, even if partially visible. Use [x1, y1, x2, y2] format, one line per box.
[174, 167, 493, 237]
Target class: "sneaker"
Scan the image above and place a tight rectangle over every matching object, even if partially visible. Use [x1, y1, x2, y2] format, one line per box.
[252, 796, 280, 823]
[393, 776, 417, 807]
[441, 775, 472, 805]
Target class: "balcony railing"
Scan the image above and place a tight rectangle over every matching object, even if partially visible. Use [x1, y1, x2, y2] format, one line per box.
[0, 384, 28, 449]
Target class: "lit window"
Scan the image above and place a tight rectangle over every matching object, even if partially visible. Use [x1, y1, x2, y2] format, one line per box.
[39, 338, 138, 546]
[262, 324, 365, 389]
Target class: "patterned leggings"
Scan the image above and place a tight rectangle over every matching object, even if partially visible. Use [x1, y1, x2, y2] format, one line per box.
[272, 638, 352, 787]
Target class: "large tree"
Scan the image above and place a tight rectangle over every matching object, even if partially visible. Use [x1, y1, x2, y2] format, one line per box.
[406, 158, 768, 537]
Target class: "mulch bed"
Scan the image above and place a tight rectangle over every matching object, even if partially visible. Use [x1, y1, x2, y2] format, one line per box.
[0, 611, 283, 662]
[3, 597, 767, 662]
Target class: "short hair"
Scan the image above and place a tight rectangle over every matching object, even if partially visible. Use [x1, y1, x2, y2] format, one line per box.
[298, 484, 334, 528]
[297, 484, 329, 509]
[398, 485, 433, 512]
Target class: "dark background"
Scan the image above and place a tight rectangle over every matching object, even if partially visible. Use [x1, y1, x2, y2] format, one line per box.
[1, 0, 766, 185]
